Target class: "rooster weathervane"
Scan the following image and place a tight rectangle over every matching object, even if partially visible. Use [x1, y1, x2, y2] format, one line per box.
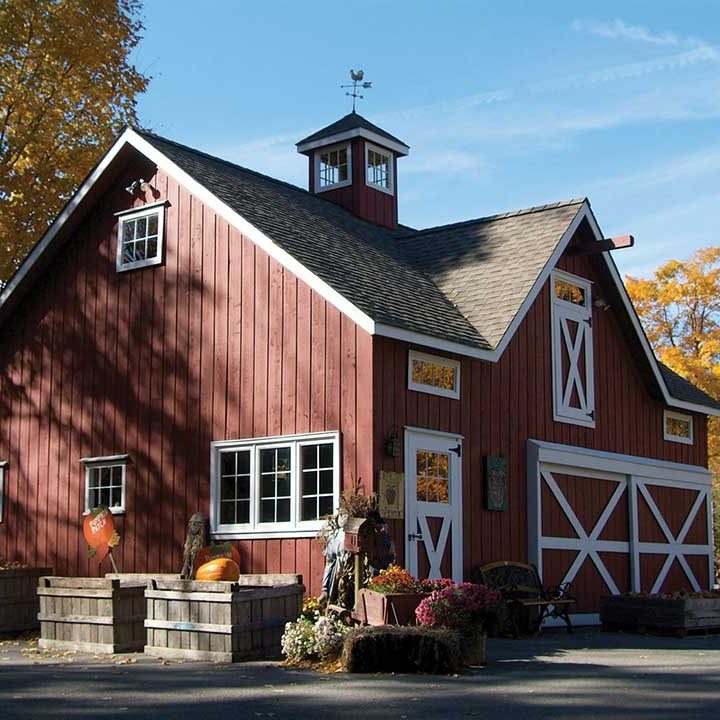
[341, 69, 372, 112]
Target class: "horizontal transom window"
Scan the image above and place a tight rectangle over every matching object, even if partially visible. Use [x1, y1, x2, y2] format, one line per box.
[408, 350, 461, 399]
[211, 432, 340, 539]
[664, 410, 693, 445]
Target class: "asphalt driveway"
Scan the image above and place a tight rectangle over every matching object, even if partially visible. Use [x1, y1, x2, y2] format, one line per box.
[1, 629, 719, 719]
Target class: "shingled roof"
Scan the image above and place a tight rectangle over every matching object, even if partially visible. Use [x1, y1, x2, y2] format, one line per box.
[296, 111, 409, 154]
[659, 363, 720, 411]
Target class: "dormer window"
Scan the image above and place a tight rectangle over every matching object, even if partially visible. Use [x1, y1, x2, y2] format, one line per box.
[366, 143, 393, 194]
[316, 143, 351, 191]
[115, 201, 165, 272]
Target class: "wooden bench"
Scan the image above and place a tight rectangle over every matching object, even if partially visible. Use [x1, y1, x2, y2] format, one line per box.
[476, 561, 575, 636]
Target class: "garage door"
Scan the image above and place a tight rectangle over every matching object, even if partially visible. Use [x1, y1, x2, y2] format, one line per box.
[528, 440, 713, 624]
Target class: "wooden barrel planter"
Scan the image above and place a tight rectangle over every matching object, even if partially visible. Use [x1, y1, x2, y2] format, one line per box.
[600, 594, 720, 636]
[0, 567, 52, 633]
[38, 576, 146, 653]
[144, 574, 304, 662]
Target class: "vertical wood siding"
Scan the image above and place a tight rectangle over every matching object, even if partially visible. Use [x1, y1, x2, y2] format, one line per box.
[373, 246, 709, 592]
[0, 160, 372, 596]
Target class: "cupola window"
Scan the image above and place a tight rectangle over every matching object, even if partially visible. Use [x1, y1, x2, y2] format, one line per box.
[317, 144, 350, 190]
[366, 143, 393, 193]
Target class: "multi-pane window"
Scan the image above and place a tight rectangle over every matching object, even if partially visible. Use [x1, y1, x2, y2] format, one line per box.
[115, 203, 165, 272]
[408, 350, 461, 399]
[366, 144, 392, 192]
[83, 460, 127, 514]
[415, 450, 450, 504]
[317, 145, 350, 189]
[551, 270, 595, 427]
[212, 432, 340, 538]
[664, 410, 693, 445]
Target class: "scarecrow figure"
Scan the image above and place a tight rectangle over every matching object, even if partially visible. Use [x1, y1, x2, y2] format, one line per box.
[180, 512, 208, 579]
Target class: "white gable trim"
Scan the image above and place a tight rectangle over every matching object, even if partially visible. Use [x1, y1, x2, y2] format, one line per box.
[297, 127, 410, 157]
[0, 128, 376, 337]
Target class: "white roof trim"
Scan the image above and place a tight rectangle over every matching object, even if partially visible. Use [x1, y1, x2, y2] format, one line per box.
[2, 131, 715, 416]
[0, 128, 376, 338]
[297, 127, 409, 156]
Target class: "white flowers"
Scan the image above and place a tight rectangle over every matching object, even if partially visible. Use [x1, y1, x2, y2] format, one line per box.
[281, 615, 350, 661]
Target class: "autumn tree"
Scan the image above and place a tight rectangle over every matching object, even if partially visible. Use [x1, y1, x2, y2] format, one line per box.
[0, 0, 149, 284]
[626, 247, 720, 555]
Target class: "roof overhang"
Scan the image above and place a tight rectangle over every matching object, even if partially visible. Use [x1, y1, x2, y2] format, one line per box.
[296, 127, 410, 157]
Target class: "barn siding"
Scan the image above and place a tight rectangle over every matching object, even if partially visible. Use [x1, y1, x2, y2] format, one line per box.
[373, 246, 708, 579]
[0, 163, 373, 596]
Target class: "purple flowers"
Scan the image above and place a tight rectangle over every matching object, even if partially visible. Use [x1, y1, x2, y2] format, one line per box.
[415, 582, 500, 631]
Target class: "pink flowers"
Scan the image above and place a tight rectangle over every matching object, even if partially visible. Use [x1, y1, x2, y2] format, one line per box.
[415, 582, 500, 631]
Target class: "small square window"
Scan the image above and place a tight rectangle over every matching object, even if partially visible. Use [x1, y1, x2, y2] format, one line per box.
[316, 144, 351, 191]
[81, 456, 128, 514]
[115, 203, 165, 272]
[408, 350, 461, 399]
[664, 410, 693, 445]
[365, 143, 393, 194]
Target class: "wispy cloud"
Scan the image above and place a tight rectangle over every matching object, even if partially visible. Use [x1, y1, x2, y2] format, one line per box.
[572, 18, 683, 46]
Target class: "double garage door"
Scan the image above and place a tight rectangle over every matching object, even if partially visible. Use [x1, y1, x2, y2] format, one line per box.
[528, 440, 714, 623]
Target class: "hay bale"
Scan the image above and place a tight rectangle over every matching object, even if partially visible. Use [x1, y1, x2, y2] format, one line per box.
[341, 626, 461, 674]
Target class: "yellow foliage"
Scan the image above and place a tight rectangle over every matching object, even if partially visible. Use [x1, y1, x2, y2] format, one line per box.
[626, 248, 720, 555]
[0, 0, 149, 283]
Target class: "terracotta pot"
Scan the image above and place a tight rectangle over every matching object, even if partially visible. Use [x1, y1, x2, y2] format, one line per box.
[357, 588, 428, 626]
[459, 626, 487, 666]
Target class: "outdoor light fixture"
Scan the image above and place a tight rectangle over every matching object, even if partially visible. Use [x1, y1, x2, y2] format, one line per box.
[124, 178, 151, 195]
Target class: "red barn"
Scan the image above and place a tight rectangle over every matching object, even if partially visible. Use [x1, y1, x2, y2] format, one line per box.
[0, 112, 717, 623]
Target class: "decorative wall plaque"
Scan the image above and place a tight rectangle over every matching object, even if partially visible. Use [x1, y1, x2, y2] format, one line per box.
[483, 456, 508, 511]
[378, 471, 404, 519]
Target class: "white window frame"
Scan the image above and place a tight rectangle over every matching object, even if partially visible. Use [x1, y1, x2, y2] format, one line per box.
[664, 410, 694, 445]
[80, 454, 129, 515]
[0, 461, 6, 523]
[210, 431, 341, 540]
[315, 143, 352, 192]
[365, 142, 394, 195]
[551, 269, 595, 428]
[115, 201, 166, 272]
[408, 350, 461, 400]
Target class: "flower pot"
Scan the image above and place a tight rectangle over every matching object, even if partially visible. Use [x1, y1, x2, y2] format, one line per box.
[356, 588, 427, 626]
[459, 626, 487, 666]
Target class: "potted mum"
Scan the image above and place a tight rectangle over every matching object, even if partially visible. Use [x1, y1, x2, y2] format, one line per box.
[357, 565, 429, 626]
[415, 582, 500, 665]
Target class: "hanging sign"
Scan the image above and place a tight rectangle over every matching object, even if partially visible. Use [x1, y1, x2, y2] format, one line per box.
[83, 506, 121, 564]
[378, 471, 404, 519]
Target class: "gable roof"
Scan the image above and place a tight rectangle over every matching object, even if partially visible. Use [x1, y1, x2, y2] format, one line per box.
[296, 111, 410, 156]
[1, 126, 717, 415]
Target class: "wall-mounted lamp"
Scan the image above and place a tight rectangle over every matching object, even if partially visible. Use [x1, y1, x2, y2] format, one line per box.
[124, 178, 151, 195]
[384, 429, 401, 458]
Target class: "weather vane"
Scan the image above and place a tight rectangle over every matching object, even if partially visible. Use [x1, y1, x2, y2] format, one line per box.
[341, 69, 372, 112]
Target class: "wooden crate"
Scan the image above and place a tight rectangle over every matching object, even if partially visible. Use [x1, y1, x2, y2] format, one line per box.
[144, 574, 304, 662]
[600, 595, 720, 636]
[38, 577, 146, 653]
[0, 567, 52, 633]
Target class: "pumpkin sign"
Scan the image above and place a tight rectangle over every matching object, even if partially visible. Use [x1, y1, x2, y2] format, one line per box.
[83, 506, 120, 562]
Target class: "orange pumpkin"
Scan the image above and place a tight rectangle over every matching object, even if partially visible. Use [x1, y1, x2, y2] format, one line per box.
[195, 557, 240, 582]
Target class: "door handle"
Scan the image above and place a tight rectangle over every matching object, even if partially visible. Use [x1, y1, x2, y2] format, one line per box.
[407, 533, 423, 541]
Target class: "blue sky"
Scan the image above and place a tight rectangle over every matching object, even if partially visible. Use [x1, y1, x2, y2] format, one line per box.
[133, 1, 720, 278]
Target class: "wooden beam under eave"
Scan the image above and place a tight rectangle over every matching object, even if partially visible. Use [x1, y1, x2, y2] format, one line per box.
[569, 234, 635, 256]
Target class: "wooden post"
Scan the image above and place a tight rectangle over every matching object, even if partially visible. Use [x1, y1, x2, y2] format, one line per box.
[354, 553, 360, 610]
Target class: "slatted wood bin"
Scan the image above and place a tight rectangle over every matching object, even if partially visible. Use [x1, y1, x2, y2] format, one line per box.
[144, 574, 304, 662]
[38, 577, 146, 653]
[0, 567, 52, 633]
